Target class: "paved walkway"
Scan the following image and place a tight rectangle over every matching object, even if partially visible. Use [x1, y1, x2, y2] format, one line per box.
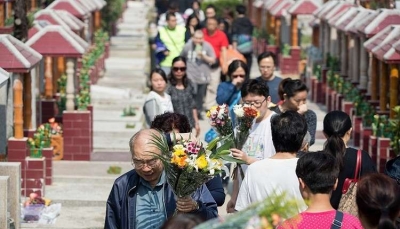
[21, 1, 328, 228]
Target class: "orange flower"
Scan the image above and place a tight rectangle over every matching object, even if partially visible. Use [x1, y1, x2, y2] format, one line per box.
[171, 149, 188, 168]
[243, 107, 258, 118]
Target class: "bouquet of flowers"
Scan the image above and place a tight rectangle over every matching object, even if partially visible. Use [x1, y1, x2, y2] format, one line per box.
[194, 192, 301, 229]
[232, 104, 259, 150]
[231, 104, 259, 179]
[206, 104, 234, 137]
[206, 104, 258, 179]
[149, 132, 239, 198]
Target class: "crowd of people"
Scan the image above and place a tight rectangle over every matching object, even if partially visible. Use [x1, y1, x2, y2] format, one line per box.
[104, 1, 400, 228]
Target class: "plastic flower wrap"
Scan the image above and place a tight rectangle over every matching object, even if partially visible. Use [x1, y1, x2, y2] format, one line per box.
[194, 192, 300, 229]
[149, 132, 239, 198]
[233, 104, 259, 150]
[206, 104, 234, 137]
[231, 104, 259, 179]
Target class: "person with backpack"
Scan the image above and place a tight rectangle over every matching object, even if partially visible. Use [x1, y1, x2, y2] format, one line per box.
[231, 5, 254, 74]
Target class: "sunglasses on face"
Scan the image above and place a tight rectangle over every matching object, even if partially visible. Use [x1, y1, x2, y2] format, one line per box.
[232, 74, 245, 79]
[173, 67, 186, 72]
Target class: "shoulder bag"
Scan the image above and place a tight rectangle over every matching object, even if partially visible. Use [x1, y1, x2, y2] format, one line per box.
[338, 149, 362, 217]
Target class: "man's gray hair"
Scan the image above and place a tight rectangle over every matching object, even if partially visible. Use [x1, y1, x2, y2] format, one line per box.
[128, 129, 160, 156]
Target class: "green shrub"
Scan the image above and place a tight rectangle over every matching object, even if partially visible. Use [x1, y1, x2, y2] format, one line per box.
[201, 0, 242, 18]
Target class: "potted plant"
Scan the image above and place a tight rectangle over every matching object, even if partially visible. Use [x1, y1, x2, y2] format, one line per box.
[27, 133, 44, 158]
[266, 34, 277, 54]
[56, 74, 67, 117]
[389, 106, 400, 156]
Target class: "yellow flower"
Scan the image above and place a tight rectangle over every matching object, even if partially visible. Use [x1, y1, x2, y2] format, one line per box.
[171, 148, 187, 168]
[195, 155, 208, 170]
[207, 106, 218, 118]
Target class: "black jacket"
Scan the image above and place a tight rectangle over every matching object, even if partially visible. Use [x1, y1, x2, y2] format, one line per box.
[232, 17, 253, 37]
[105, 170, 218, 229]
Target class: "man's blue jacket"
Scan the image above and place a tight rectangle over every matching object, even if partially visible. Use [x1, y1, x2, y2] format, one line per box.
[104, 170, 218, 229]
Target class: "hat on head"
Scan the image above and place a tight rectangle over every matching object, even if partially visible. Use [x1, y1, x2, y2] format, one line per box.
[384, 156, 400, 185]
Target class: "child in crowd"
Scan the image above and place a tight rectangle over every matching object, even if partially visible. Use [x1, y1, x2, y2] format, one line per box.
[278, 151, 363, 229]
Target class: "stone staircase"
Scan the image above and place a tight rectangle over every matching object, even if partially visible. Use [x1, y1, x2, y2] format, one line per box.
[91, 1, 151, 155]
[22, 161, 132, 229]
[20, 2, 153, 228]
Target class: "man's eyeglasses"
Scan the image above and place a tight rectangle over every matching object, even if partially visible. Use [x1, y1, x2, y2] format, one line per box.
[232, 74, 245, 79]
[132, 158, 159, 169]
[243, 98, 266, 108]
[173, 67, 186, 72]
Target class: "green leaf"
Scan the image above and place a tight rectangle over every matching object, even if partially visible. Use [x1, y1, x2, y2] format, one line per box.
[220, 155, 246, 164]
[206, 136, 220, 151]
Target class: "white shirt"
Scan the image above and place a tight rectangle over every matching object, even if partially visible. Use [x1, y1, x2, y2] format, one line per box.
[157, 93, 174, 113]
[240, 112, 276, 174]
[157, 12, 185, 29]
[235, 158, 307, 212]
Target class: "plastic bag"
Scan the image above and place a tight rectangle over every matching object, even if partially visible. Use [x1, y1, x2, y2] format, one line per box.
[23, 204, 45, 222]
[38, 203, 62, 224]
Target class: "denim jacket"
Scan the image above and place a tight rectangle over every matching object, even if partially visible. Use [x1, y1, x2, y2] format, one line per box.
[105, 170, 218, 229]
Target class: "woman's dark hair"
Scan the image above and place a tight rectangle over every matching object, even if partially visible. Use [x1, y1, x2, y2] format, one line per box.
[296, 151, 340, 194]
[161, 213, 205, 229]
[241, 79, 270, 98]
[323, 110, 352, 169]
[151, 112, 191, 133]
[186, 13, 200, 28]
[356, 173, 400, 229]
[192, 0, 201, 9]
[227, 59, 248, 79]
[281, 78, 308, 99]
[169, 56, 189, 88]
[149, 68, 167, 91]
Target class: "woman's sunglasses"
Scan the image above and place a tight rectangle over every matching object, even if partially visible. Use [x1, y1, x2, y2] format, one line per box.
[232, 74, 245, 78]
[173, 67, 186, 72]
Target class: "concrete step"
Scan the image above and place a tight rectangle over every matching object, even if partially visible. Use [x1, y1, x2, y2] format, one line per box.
[91, 151, 131, 161]
[53, 161, 132, 177]
[93, 120, 141, 133]
[93, 110, 141, 122]
[105, 58, 146, 71]
[21, 206, 105, 229]
[94, 136, 131, 151]
[95, 76, 147, 88]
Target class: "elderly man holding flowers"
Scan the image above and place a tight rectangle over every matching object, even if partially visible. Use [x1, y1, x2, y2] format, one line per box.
[105, 129, 218, 229]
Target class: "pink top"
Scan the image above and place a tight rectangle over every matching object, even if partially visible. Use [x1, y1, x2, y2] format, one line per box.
[278, 210, 363, 229]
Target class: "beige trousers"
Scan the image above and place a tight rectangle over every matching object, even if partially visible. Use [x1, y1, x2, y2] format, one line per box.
[204, 67, 221, 110]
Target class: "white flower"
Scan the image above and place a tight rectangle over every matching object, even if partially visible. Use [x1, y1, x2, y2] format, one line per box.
[217, 108, 225, 119]
[233, 104, 244, 117]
